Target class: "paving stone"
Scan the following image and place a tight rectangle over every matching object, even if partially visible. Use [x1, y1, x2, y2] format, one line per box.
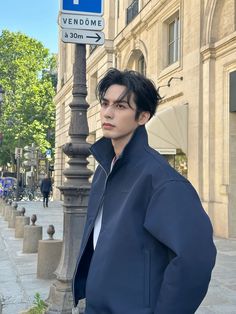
[2, 302, 29, 314]
[0, 200, 63, 314]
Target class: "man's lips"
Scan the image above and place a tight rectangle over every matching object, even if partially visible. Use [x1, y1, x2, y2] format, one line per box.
[102, 123, 115, 128]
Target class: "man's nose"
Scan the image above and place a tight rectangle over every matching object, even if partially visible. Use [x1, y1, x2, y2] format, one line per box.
[103, 104, 115, 117]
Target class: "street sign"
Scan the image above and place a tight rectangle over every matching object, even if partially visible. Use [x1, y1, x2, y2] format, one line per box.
[61, 29, 105, 45]
[61, 0, 103, 16]
[46, 149, 52, 159]
[15, 147, 23, 159]
[60, 13, 104, 30]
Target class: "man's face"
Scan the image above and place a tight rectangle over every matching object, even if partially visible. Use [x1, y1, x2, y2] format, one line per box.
[100, 84, 141, 146]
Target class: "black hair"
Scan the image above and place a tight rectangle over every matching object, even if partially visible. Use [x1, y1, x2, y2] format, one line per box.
[96, 68, 161, 120]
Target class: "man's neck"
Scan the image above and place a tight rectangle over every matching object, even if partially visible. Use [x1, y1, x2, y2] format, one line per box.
[112, 144, 122, 157]
[109, 125, 143, 157]
[111, 134, 133, 157]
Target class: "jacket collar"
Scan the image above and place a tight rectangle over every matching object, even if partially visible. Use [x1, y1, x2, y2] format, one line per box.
[89, 125, 149, 174]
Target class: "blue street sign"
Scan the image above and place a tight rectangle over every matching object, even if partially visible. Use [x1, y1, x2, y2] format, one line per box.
[46, 149, 52, 159]
[61, 0, 103, 16]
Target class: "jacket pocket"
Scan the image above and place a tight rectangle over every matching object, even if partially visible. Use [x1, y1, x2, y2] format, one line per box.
[144, 249, 151, 307]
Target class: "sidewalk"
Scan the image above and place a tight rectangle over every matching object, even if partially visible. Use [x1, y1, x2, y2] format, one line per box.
[0, 200, 63, 314]
[0, 200, 236, 313]
[197, 237, 236, 313]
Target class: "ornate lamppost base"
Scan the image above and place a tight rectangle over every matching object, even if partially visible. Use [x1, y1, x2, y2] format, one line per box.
[46, 280, 73, 313]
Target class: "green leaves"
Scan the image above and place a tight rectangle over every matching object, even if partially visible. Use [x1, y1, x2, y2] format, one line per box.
[0, 30, 56, 165]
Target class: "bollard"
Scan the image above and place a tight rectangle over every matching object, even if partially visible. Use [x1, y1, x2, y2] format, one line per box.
[23, 215, 42, 253]
[8, 203, 20, 228]
[15, 208, 30, 238]
[2, 198, 8, 216]
[4, 200, 12, 221]
[0, 197, 4, 215]
[0, 197, 5, 215]
[1, 198, 7, 216]
[0, 195, 7, 216]
[37, 225, 62, 279]
[6, 202, 14, 222]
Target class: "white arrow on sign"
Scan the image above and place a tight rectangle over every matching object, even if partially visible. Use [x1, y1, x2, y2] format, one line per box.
[61, 28, 105, 45]
[61, 0, 103, 16]
[60, 13, 104, 30]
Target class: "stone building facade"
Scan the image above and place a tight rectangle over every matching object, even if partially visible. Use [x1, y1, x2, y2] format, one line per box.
[54, 0, 236, 238]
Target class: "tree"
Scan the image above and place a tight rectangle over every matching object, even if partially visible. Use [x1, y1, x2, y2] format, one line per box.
[0, 29, 57, 166]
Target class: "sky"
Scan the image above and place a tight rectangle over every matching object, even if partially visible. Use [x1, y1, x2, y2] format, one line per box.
[0, 0, 59, 54]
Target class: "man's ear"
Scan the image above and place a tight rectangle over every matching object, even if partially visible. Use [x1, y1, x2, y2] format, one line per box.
[138, 111, 151, 125]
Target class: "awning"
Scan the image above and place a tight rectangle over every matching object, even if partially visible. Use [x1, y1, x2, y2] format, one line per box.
[146, 104, 188, 154]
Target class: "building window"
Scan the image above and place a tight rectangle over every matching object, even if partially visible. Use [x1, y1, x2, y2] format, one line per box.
[168, 15, 180, 65]
[138, 55, 146, 76]
[163, 149, 188, 178]
[127, 0, 139, 25]
[229, 71, 236, 112]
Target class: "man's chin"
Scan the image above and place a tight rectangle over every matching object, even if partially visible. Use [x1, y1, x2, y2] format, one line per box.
[103, 134, 112, 139]
[102, 130, 113, 138]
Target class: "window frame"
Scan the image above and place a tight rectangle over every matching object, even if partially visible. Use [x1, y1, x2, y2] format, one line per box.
[167, 15, 180, 65]
[126, 0, 139, 25]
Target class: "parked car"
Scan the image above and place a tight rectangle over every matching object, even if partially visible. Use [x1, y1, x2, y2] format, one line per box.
[0, 177, 17, 197]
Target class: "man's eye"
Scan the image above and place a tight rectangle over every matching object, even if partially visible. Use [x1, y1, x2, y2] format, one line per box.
[116, 103, 126, 109]
[101, 102, 108, 107]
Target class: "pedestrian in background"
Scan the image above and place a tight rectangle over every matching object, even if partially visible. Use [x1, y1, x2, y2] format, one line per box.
[72, 68, 217, 314]
[40, 174, 52, 208]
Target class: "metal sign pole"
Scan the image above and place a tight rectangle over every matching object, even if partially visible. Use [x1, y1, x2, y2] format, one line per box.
[45, 1, 104, 310]
[45, 43, 92, 314]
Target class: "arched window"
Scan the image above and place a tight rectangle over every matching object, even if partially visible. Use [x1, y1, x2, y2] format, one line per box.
[138, 55, 146, 76]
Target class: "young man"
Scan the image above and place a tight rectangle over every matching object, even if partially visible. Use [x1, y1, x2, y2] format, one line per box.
[72, 69, 216, 314]
[40, 174, 52, 207]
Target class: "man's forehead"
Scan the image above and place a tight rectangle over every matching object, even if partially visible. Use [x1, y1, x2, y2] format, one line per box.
[103, 84, 132, 101]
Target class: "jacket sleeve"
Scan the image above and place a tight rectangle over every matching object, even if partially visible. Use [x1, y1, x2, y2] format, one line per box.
[144, 180, 217, 314]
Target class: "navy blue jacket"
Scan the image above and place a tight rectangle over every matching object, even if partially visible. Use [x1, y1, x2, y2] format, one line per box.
[72, 126, 216, 314]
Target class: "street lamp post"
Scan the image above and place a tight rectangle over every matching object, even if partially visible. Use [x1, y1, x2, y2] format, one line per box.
[45, 44, 92, 313]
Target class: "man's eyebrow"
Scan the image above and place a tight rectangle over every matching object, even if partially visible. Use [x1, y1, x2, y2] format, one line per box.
[101, 97, 129, 104]
[101, 97, 108, 102]
[115, 99, 129, 104]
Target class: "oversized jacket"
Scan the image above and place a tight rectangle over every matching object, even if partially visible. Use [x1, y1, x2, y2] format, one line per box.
[72, 125, 217, 314]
